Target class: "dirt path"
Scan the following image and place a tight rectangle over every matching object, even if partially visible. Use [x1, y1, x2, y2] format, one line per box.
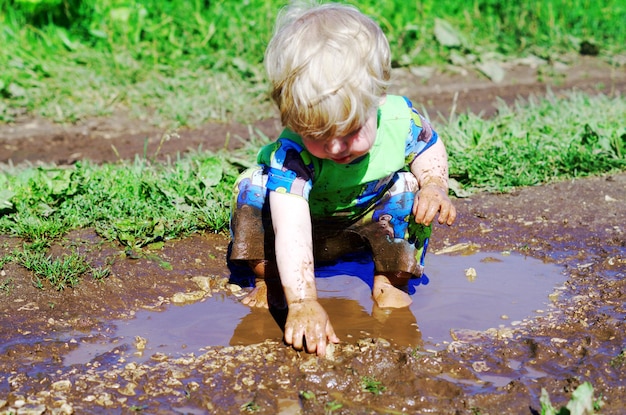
[1, 56, 624, 166]
[0, 56, 624, 414]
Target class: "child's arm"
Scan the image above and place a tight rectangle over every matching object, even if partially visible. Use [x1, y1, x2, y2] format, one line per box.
[410, 138, 457, 226]
[269, 190, 340, 356]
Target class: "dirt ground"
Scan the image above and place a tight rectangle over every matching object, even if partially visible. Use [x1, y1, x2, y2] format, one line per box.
[0, 56, 625, 414]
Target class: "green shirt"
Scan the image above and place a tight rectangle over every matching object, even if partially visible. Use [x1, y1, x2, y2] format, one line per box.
[258, 95, 437, 219]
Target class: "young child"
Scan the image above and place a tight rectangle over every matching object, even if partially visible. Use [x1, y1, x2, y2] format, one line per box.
[229, 2, 456, 356]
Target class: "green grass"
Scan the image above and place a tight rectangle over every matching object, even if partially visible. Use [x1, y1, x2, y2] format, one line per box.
[0, 142, 253, 289]
[0, 277, 12, 294]
[361, 376, 386, 395]
[0, 152, 239, 243]
[1, 0, 625, 126]
[17, 249, 92, 290]
[444, 91, 626, 193]
[240, 401, 261, 413]
[0, 0, 277, 126]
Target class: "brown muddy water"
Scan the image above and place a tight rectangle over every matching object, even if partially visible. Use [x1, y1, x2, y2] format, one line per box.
[62, 251, 565, 368]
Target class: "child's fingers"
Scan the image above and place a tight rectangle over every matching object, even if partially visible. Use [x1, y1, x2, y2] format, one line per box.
[283, 325, 293, 345]
[438, 201, 457, 226]
[413, 188, 438, 224]
[312, 322, 339, 356]
[325, 322, 340, 348]
[284, 321, 309, 351]
[327, 324, 340, 343]
[413, 197, 438, 225]
[414, 186, 457, 226]
[283, 300, 338, 356]
[309, 333, 326, 356]
[421, 206, 437, 226]
[284, 324, 303, 351]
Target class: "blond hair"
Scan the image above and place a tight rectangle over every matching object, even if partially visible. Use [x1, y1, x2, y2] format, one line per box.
[264, 2, 391, 141]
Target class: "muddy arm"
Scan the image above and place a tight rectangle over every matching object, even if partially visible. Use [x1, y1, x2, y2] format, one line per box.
[409, 138, 456, 226]
[269, 190, 339, 356]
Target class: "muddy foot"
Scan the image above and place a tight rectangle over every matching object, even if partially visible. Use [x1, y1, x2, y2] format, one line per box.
[242, 279, 269, 308]
[241, 279, 287, 309]
[372, 274, 412, 308]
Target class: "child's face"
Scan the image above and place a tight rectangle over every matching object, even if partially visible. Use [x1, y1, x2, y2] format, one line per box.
[302, 110, 377, 164]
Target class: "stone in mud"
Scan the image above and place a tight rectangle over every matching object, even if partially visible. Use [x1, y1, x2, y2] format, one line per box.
[171, 290, 206, 303]
[191, 275, 214, 292]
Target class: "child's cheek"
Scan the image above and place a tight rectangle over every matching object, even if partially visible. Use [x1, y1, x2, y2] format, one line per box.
[303, 141, 327, 159]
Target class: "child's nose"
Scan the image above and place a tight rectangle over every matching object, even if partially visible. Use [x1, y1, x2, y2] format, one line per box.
[325, 138, 346, 155]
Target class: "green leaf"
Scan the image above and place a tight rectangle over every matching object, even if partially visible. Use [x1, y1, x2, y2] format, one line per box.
[299, 390, 315, 400]
[0, 189, 15, 213]
[565, 382, 595, 415]
[540, 388, 557, 415]
[434, 18, 463, 48]
[38, 168, 77, 198]
[109, 7, 133, 23]
[56, 27, 77, 51]
[448, 178, 473, 198]
[88, 29, 108, 39]
[197, 159, 222, 188]
[7, 83, 26, 98]
[476, 61, 506, 83]
[541, 383, 601, 415]
[362, 376, 386, 395]
[113, 218, 166, 249]
[14, 0, 62, 14]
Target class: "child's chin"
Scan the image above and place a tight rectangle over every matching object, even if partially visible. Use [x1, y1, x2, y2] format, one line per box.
[331, 156, 352, 164]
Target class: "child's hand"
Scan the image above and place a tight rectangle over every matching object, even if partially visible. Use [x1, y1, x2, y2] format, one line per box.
[283, 299, 340, 357]
[413, 183, 457, 226]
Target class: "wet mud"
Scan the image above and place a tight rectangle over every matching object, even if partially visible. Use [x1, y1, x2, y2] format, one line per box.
[0, 57, 625, 413]
[61, 251, 565, 367]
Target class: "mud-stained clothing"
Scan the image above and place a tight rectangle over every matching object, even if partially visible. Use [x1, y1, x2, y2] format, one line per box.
[229, 95, 436, 278]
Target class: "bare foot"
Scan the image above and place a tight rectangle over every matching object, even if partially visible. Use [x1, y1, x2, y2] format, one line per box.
[372, 274, 412, 308]
[242, 279, 269, 308]
[241, 278, 287, 309]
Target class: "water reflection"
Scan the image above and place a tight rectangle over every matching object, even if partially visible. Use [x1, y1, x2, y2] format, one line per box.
[63, 251, 564, 365]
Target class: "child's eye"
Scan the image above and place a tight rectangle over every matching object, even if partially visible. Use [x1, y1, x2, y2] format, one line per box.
[345, 127, 362, 138]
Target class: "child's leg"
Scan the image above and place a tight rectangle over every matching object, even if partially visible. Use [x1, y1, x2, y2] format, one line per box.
[372, 271, 413, 308]
[229, 167, 286, 308]
[241, 260, 286, 309]
[353, 172, 429, 308]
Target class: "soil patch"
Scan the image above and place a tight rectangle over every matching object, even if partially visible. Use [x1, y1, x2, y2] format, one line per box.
[1, 56, 624, 166]
[0, 56, 624, 414]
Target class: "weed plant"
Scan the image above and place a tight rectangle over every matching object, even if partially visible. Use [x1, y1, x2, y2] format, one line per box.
[17, 249, 92, 290]
[0, 277, 11, 294]
[0, 146, 242, 289]
[361, 376, 386, 395]
[0, 152, 238, 245]
[1, 0, 625, 126]
[444, 91, 626, 193]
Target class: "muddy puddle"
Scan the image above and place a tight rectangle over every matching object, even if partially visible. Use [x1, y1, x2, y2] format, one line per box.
[63, 251, 565, 367]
